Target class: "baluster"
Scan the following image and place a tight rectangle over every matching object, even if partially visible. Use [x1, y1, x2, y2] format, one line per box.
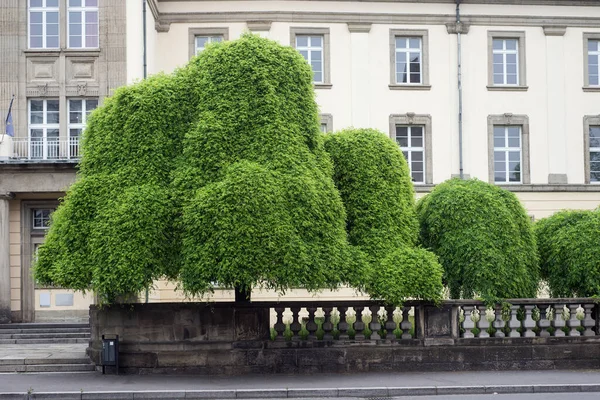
[369, 306, 382, 340]
[538, 305, 551, 337]
[478, 306, 491, 338]
[321, 307, 334, 341]
[273, 307, 286, 341]
[337, 306, 349, 341]
[353, 307, 366, 341]
[306, 306, 318, 341]
[523, 305, 536, 337]
[385, 306, 397, 340]
[508, 305, 521, 338]
[462, 306, 475, 338]
[553, 304, 566, 337]
[493, 304, 506, 338]
[567, 304, 581, 337]
[290, 306, 302, 340]
[582, 304, 596, 337]
[400, 307, 412, 339]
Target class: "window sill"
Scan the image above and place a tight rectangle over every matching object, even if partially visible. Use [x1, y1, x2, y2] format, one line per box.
[486, 85, 529, 92]
[583, 86, 600, 92]
[314, 83, 333, 90]
[23, 48, 101, 56]
[413, 184, 435, 193]
[389, 84, 432, 91]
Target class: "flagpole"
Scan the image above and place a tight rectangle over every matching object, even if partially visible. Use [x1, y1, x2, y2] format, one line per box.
[1, 94, 15, 145]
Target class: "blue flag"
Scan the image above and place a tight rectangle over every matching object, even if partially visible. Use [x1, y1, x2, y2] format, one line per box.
[5, 96, 14, 137]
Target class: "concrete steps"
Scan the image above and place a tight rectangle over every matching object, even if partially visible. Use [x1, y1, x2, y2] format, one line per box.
[0, 323, 94, 373]
[0, 323, 90, 345]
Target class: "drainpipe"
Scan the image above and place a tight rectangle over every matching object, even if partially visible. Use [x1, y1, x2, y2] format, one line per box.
[143, 0, 147, 80]
[143, 0, 149, 304]
[456, 0, 464, 180]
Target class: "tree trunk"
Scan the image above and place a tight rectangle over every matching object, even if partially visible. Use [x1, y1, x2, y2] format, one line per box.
[234, 286, 251, 303]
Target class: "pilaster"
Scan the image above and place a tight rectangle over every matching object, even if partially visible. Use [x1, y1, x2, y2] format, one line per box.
[348, 23, 371, 128]
[0, 193, 15, 323]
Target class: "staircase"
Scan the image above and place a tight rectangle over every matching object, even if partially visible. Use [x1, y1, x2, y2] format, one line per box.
[0, 323, 95, 373]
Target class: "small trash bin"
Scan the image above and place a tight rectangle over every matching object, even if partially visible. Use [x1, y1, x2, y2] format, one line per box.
[101, 334, 119, 375]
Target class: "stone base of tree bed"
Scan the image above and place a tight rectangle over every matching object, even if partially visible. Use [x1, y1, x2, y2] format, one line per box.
[88, 303, 600, 374]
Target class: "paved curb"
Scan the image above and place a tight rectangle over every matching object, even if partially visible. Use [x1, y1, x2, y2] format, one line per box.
[1, 384, 600, 399]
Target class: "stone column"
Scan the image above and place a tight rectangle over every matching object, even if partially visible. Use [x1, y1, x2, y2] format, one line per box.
[0, 193, 14, 324]
[544, 26, 568, 184]
[348, 23, 371, 128]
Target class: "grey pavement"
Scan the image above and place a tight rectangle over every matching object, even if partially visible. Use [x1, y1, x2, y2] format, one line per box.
[0, 370, 600, 398]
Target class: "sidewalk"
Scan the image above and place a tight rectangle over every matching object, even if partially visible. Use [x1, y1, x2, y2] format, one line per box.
[0, 369, 600, 399]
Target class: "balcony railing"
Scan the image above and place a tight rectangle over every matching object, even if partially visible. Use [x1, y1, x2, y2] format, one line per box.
[7, 138, 81, 162]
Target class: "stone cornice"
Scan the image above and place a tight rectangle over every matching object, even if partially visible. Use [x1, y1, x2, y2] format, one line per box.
[155, 12, 600, 32]
[157, 0, 599, 5]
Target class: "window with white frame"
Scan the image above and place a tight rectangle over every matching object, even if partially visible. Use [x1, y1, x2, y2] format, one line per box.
[588, 40, 600, 86]
[195, 35, 223, 54]
[28, 0, 59, 49]
[396, 126, 425, 183]
[395, 37, 422, 84]
[32, 209, 53, 230]
[29, 99, 59, 160]
[492, 39, 519, 85]
[68, 98, 98, 157]
[296, 35, 324, 83]
[68, 0, 99, 48]
[590, 126, 600, 183]
[493, 126, 522, 183]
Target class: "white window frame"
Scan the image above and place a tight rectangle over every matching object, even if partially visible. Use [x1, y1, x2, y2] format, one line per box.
[394, 37, 423, 85]
[587, 39, 600, 87]
[68, 98, 97, 158]
[590, 126, 600, 183]
[295, 35, 325, 84]
[194, 35, 223, 55]
[28, 99, 60, 160]
[32, 209, 53, 230]
[396, 125, 426, 184]
[290, 28, 331, 88]
[492, 126, 523, 184]
[492, 38, 519, 86]
[28, 0, 60, 49]
[67, 0, 99, 49]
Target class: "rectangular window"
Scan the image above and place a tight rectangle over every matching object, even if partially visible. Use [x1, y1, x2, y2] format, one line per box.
[590, 126, 600, 183]
[493, 126, 522, 183]
[29, 99, 59, 160]
[68, 98, 98, 158]
[195, 35, 223, 54]
[588, 40, 600, 87]
[68, 0, 99, 48]
[32, 209, 53, 229]
[492, 39, 519, 85]
[396, 126, 425, 183]
[395, 37, 422, 84]
[29, 0, 59, 49]
[296, 35, 324, 84]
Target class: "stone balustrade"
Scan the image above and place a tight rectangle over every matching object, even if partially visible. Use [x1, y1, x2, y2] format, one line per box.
[88, 299, 600, 374]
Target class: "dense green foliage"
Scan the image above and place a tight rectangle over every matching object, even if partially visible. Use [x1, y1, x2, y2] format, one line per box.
[34, 35, 362, 302]
[416, 178, 539, 303]
[367, 247, 444, 306]
[324, 129, 418, 262]
[535, 210, 600, 297]
[324, 128, 442, 305]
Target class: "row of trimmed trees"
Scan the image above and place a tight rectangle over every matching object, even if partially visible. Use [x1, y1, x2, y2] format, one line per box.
[33, 34, 599, 305]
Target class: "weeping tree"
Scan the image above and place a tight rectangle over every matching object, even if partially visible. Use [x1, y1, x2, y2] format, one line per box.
[34, 35, 363, 303]
[324, 128, 443, 306]
[535, 210, 600, 297]
[416, 178, 539, 303]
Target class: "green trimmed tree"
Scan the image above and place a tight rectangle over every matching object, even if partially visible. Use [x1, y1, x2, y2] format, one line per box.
[35, 34, 362, 303]
[535, 210, 600, 297]
[416, 178, 539, 303]
[324, 128, 443, 305]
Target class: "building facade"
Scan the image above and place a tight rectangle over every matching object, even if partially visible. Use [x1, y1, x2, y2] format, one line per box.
[1, 0, 600, 322]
